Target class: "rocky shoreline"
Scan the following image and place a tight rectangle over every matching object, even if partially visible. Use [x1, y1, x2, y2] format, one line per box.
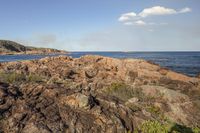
[0, 40, 67, 55]
[0, 51, 68, 55]
[0, 48, 68, 55]
[0, 55, 200, 133]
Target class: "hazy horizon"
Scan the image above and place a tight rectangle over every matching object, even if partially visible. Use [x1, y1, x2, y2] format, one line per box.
[0, 0, 200, 51]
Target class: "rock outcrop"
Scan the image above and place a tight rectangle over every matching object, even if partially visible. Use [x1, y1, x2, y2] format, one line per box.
[0, 40, 67, 55]
[0, 55, 199, 133]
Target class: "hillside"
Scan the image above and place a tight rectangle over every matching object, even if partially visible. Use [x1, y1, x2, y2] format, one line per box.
[0, 55, 199, 133]
[0, 40, 66, 55]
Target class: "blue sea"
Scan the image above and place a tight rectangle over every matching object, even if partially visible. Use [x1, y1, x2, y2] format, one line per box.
[0, 52, 200, 77]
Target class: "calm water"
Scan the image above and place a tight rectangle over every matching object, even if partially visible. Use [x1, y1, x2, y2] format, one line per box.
[0, 52, 200, 77]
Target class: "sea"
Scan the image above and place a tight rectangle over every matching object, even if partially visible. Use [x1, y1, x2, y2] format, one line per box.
[0, 52, 200, 77]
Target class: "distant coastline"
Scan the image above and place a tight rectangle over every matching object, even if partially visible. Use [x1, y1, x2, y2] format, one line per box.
[0, 40, 67, 55]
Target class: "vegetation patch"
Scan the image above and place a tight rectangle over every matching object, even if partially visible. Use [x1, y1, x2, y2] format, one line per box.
[104, 82, 144, 101]
[0, 71, 44, 83]
[133, 120, 200, 133]
[139, 120, 168, 133]
[0, 71, 26, 83]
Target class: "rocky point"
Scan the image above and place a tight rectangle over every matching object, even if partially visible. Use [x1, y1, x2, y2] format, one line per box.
[0, 55, 199, 133]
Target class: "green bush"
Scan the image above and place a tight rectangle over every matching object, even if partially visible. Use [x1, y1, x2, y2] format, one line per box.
[134, 120, 200, 133]
[104, 83, 144, 101]
[0, 72, 43, 83]
[0, 72, 26, 83]
[138, 120, 168, 133]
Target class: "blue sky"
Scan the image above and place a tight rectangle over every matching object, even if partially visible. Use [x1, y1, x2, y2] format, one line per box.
[0, 0, 200, 51]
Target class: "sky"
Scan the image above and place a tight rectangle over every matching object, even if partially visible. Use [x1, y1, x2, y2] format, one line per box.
[0, 0, 200, 51]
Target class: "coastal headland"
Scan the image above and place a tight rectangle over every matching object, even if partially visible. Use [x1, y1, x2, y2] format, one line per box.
[0, 40, 67, 55]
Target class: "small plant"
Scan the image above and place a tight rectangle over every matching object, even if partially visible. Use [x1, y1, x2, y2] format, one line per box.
[138, 120, 168, 133]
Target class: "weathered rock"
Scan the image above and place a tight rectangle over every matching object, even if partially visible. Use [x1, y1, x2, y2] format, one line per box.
[0, 55, 199, 133]
[141, 85, 189, 102]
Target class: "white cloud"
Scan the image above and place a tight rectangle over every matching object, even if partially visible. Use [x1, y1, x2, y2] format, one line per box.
[118, 12, 137, 22]
[118, 6, 191, 26]
[135, 20, 146, 26]
[124, 21, 167, 27]
[179, 7, 191, 13]
[139, 6, 177, 17]
[138, 6, 191, 18]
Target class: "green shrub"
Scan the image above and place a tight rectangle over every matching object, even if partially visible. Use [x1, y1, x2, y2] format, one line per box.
[0, 71, 43, 83]
[147, 105, 161, 115]
[133, 120, 200, 133]
[138, 120, 168, 133]
[0, 72, 26, 83]
[104, 83, 144, 101]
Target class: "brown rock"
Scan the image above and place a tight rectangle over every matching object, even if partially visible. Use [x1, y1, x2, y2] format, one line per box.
[0, 55, 199, 132]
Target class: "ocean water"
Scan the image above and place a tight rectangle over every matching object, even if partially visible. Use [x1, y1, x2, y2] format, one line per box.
[0, 52, 200, 77]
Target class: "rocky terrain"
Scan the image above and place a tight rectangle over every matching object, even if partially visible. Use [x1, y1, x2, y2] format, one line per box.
[0, 55, 200, 133]
[0, 40, 67, 55]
